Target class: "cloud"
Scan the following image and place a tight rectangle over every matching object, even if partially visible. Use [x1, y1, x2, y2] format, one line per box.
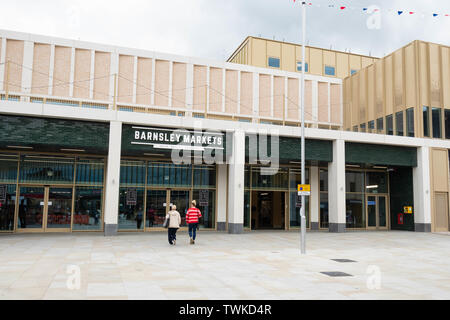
[0, 0, 449, 61]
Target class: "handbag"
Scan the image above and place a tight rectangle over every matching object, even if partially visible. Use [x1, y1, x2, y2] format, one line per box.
[163, 214, 170, 228]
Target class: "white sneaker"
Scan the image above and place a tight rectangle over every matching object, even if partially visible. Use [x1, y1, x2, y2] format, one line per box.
[173, 239, 176, 245]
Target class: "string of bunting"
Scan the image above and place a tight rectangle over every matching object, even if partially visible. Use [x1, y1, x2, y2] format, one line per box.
[292, 1, 450, 18]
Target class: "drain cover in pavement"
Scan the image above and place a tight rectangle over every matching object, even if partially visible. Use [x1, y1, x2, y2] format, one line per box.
[320, 271, 353, 277]
[331, 259, 357, 263]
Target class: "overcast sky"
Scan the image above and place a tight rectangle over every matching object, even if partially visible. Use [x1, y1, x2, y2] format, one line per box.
[2, 0, 449, 61]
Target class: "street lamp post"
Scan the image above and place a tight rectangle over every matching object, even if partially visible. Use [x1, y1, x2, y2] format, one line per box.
[300, 1, 307, 254]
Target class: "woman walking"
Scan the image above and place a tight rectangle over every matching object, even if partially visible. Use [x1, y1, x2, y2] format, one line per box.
[186, 200, 202, 244]
[166, 205, 181, 245]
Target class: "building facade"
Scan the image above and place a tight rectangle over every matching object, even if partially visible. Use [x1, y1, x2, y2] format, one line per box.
[0, 30, 448, 235]
[228, 36, 378, 79]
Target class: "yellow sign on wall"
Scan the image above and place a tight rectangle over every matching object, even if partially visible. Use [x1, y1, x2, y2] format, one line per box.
[404, 206, 413, 214]
[298, 184, 311, 196]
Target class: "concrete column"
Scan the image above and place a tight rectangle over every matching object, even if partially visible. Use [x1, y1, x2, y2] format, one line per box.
[227, 130, 245, 233]
[252, 72, 259, 123]
[328, 139, 346, 232]
[413, 146, 432, 232]
[104, 121, 122, 236]
[216, 164, 227, 231]
[21, 40, 34, 98]
[310, 166, 319, 230]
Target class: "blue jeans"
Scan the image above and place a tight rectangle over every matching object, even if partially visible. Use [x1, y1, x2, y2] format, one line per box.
[188, 223, 198, 240]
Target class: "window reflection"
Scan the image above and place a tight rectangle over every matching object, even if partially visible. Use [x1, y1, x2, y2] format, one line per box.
[73, 187, 102, 230]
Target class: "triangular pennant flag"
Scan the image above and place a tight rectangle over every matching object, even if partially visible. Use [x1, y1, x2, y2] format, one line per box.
[398, 11, 403, 15]
[340, 7, 346, 10]
[409, 12, 414, 14]
[363, 8, 368, 11]
[433, 13, 438, 17]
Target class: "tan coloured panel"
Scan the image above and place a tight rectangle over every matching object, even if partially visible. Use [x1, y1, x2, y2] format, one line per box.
[405, 44, 417, 108]
[52, 46, 71, 97]
[362, 57, 374, 68]
[434, 192, 449, 232]
[0, 39, 2, 67]
[266, 41, 281, 65]
[273, 76, 284, 118]
[225, 70, 238, 114]
[136, 58, 152, 105]
[442, 47, 450, 109]
[432, 149, 449, 192]
[330, 84, 341, 124]
[155, 60, 170, 107]
[281, 43, 295, 72]
[336, 53, 349, 79]
[352, 74, 360, 125]
[209, 67, 223, 112]
[193, 65, 206, 111]
[118, 55, 133, 103]
[360, 69, 368, 123]
[367, 65, 374, 121]
[375, 60, 384, 117]
[31, 43, 51, 95]
[305, 80, 312, 121]
[240, 72, 253, 115]
[419, 42, 429, 106]
[73, 48, 91, 98]
[394, 50, 403, 110]
[343, 78, 351, 128]
[385, 55, 393, 115]
[171, 61, 186, 109]
[429, 43, 441, 107]
[349, 55, 361, 72]
[295, 46, 310, 69]
[4, 39, 24, 92]
[93, 51, 110, 101]
[309, 48, 322, 75]
[259, 74, 271, 117]
[251, 38, 267, 68]
[323, 51, 335, 68]
[287, 78, 299, 120]
[318, 82, 328, 123]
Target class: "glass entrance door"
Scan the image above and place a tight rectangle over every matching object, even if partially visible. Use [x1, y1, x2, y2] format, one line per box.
[17, 186, 72, 232]
[367, 195, 388, 230]
[145, 189, 167, 228]
[169, 190, 190, 227]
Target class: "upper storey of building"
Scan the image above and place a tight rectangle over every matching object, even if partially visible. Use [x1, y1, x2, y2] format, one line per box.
[227, 36, 378, 79]
[343, 40, 450, 140]
[0, 29, 342, 129]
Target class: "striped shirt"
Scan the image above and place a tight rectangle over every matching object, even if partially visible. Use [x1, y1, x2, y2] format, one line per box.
[186, 207, 202, 224]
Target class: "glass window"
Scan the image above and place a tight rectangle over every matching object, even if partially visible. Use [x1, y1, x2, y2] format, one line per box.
[19, 156, 74, 184]
[423, 106, 430, 137]
[386, 115, 393, 135]
[76, 159, 104, 186]
[268, 57, 280, 68]
[376, 117, 384, 134]
[0, 155, 18, 183]
[73, 187, 103, 231]
[366, 172, 388, 194]
[120, 160, 146, 186]
[368, 120, 375, 133]
[353, 126, 358, 132]
[346, 171, 365, 193]
[396, 111, 404, 136]
[319, 169, 328, 192]
[296, 61, 308, 72]
[244, 191, 250, 228]
[252, 167, 289, 190]
[289, 168, 309, 189]
[346, 194, 365, 228]
[432, 108, 442, 138]
[193, 165, 216, 188]
[118, 188, 144, 230]
[360, 123, 366, 133]
[319, 193, 328, 229]
[245, 166, 251, 188]
[351, 69, 357, 75]
[445, 110, 450, 140]
[147, 163, 192, 188]
[324, 66, 336, 76]
[406, 108, 415, 137]
[0, 184, 16, 231]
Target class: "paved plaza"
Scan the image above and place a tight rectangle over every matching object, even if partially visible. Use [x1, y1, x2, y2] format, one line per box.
[0, 230, 449, 300]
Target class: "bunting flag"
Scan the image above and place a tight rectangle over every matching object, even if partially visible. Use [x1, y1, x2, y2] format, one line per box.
[292, 1, 450, 19]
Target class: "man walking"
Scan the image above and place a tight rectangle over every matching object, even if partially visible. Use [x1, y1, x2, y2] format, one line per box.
[186, 200, 202, 244]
